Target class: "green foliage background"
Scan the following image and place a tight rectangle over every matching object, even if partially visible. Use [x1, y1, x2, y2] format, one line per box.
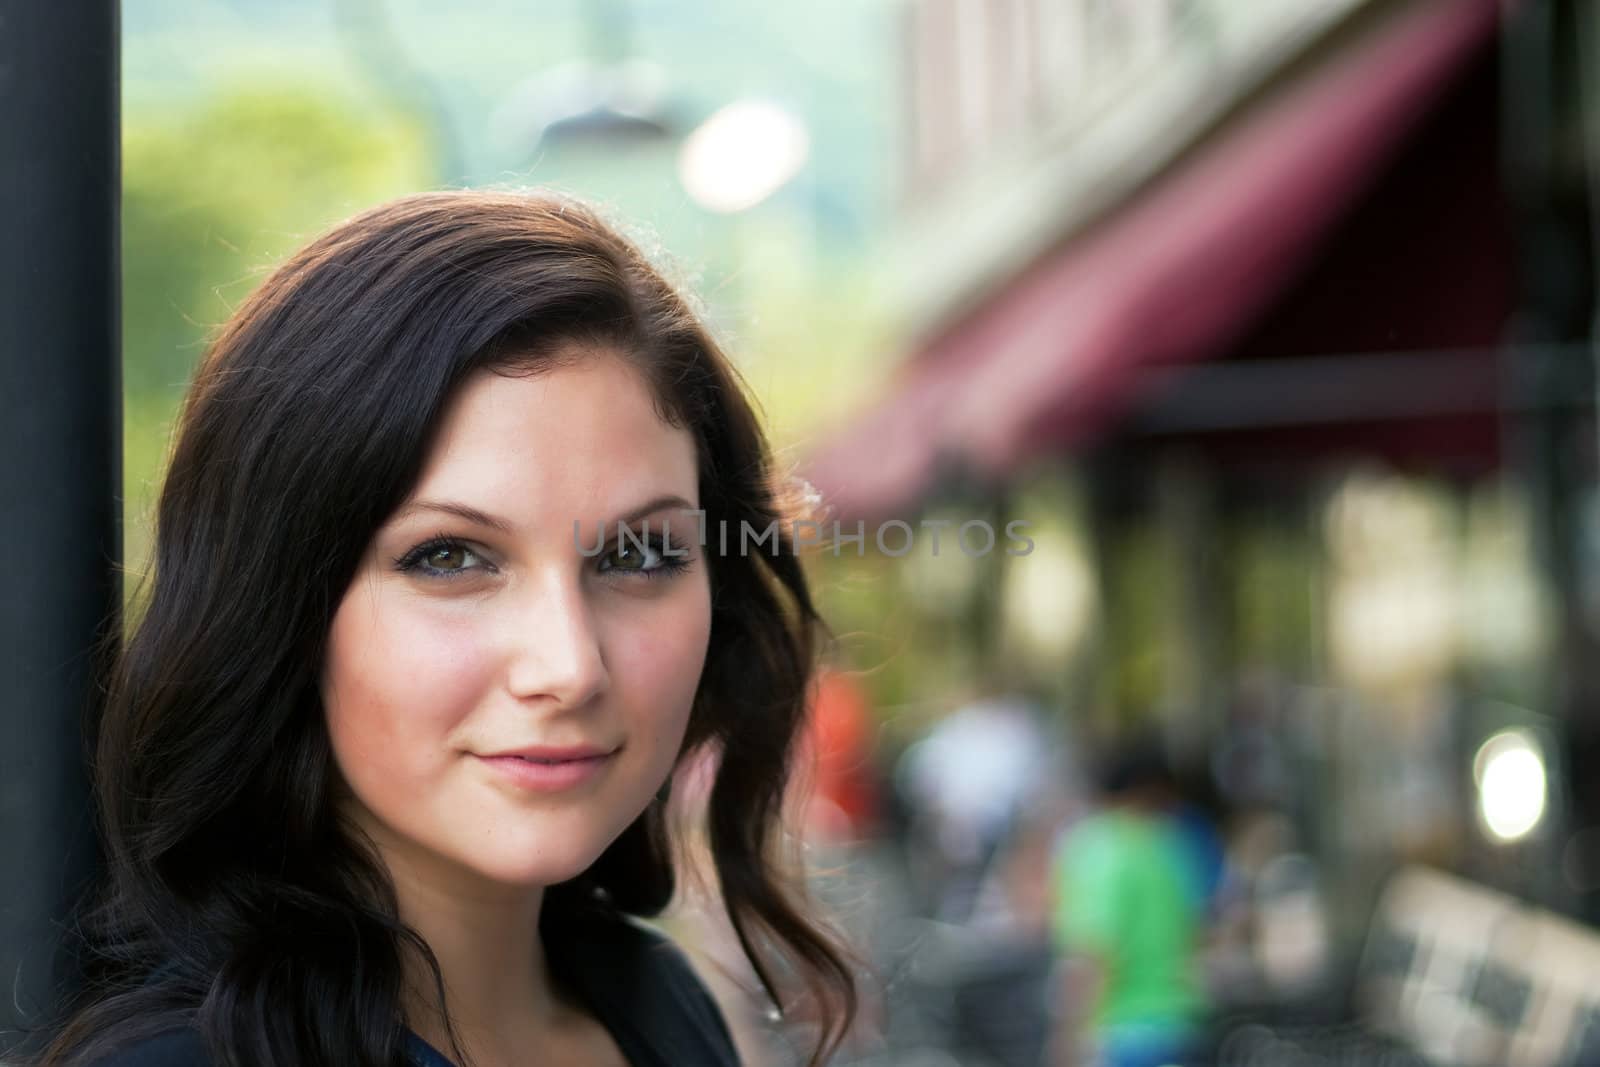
[122, 84, 434, 575]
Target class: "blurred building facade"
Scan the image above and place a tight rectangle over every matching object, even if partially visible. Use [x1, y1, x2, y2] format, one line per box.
[805, 1, 1600, 1055]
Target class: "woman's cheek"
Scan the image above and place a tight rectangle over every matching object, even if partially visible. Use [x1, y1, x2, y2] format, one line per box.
[326, 598, 493, 775]
[387, 608, 494, 725]
[608, 595, 711, 725]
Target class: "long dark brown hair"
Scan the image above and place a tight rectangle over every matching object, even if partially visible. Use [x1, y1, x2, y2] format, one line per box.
[37, 191, 857, 1066]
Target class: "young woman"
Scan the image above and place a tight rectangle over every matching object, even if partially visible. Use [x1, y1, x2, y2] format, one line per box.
[36, 191, 857, 1067]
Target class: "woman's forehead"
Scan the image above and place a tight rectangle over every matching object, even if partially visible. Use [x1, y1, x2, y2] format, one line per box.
[396, 354, 699, 529]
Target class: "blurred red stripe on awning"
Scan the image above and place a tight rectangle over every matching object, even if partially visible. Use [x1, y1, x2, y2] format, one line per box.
[802, 0, 1503, 523]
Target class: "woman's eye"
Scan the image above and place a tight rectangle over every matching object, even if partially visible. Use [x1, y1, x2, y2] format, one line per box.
[424, 545, 471, 571]
[600, 538, 661, 572]
[397, 538, 487, 579]
[597, 533, 691, 579]
[394, 533, 689, 582]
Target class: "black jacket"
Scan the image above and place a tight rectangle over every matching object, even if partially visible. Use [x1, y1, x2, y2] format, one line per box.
[87, 909, 743, 1066]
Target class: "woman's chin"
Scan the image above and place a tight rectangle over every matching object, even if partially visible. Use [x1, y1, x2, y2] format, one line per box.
[471, 850, 602, 890]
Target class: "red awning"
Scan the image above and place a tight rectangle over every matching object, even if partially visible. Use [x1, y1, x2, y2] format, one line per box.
[802, 0, 1503, 522]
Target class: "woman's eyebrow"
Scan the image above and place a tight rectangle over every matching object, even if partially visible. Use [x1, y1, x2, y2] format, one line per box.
[393, 494, 697, 534]
[394, 500, 515, 534]
[609, 494, 697, 527]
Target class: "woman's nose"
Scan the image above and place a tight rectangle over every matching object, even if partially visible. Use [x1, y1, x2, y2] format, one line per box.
[503, 571, 610, 711]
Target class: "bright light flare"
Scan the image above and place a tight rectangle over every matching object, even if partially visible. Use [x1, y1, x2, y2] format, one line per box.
[1474, 729, 1547, 843]
[677, 100, 809, 214]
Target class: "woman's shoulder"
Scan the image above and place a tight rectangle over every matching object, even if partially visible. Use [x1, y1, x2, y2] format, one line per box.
[82, 1026, 211, 1067]
[559, 907, 742, 1065]
[76, 915, 740, 1067]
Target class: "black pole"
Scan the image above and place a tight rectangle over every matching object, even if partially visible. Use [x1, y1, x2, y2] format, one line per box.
[0, 0, 120, 1052]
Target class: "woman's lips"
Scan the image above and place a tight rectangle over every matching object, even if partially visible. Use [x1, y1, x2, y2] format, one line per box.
[474, 752, 614, 791]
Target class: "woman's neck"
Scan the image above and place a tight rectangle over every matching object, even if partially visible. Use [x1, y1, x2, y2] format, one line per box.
[396, 866, 556, 1037]
[354, 817, 575, 1062]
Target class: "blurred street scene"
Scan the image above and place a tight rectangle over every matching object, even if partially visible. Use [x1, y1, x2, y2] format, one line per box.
[82, 0, 1600, 1064]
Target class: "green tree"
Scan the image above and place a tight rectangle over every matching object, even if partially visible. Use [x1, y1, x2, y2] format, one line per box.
[123, 85, 432, 580]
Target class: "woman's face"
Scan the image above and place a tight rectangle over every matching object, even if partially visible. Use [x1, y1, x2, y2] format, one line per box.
[321, 347, 712, 891]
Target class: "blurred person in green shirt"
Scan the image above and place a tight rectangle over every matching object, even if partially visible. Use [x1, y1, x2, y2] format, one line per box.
[1047, 736, 1213, 1067]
